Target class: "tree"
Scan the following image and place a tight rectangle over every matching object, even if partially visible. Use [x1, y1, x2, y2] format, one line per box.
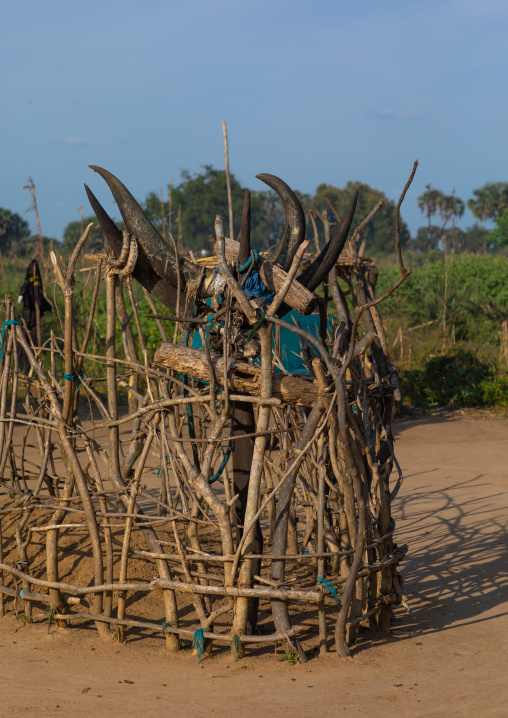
[410, 225, 443, 253]
[417, 186, 465, 231]
[468, 182, 508, 222]
[490, 208, 508, 249]
[0, 208, 30, 251]
[418, 185, 443, 242]
[411, 223, 491, 255]
[61, 215, 104, 254]
[11, 235, 59, 258]
[459, 224, 491, 253]
[144, 166, 246, 252]
[144, 166, 307, 252]
[417, 187, 465, 255]
[313, 181, 411, 255]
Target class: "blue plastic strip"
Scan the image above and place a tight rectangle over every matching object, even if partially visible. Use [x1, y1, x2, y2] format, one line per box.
[192, 628, 205, 662]
[209, 441, 232, 484]
[238, 248, 259, 274]
[0, 321, 19, 361]
[317, 577, 339, 603]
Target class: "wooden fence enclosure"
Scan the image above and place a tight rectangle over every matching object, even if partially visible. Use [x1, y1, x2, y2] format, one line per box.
[0, 164, 415, 661]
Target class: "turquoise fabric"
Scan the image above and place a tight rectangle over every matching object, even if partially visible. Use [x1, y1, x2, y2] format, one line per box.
[191, 308, 323, 375]
[275, 310, 322, 374]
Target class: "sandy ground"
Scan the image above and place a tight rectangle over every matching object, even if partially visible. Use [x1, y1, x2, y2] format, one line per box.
[1, 412, 507, 717]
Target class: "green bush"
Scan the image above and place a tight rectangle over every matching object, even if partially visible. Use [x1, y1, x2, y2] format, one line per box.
[481, 375, 508, 407]
[400, 350, 506, 407]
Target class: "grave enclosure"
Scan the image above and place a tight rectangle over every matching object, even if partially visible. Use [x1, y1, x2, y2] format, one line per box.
[0, 164, 413, 661]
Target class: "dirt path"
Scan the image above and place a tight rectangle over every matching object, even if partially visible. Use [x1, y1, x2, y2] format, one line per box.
[1, 414, 507, 717]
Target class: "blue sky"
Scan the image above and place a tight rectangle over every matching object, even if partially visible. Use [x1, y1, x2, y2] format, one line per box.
[1, 0, 507, 243]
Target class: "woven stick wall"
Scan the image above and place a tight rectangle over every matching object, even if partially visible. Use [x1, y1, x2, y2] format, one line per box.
[0, 203, 410, 661]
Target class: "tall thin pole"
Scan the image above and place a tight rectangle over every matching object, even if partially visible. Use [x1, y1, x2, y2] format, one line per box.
[223, 121, 234, 241]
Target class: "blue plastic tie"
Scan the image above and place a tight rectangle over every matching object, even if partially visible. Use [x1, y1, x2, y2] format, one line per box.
[63, 370, 84, 393]
[317, 577, 339, 603]
[19, 589, 26, 599]
[157, 455, 170, 478]
[209, 441, 232, 484]
[238, 248, 259, 274]
[192, 628, 205, 662]
[0, 320, 19, 361]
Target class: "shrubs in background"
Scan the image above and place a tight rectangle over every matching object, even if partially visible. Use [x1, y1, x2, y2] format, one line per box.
[401, 350, 508, 408]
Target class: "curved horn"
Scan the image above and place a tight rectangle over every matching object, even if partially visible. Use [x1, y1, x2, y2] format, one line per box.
[256, 173, 305, 272]
[296, 191, 358, 292]
[237, 190, 251, 266]
[85, 183, 182, 311]
[89, 165, 205, 293]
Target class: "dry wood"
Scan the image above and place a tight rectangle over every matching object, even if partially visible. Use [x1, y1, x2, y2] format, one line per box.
[224, 237, 316, 315]
[154, 343, 319, 407]
[0, 160, 416, 663]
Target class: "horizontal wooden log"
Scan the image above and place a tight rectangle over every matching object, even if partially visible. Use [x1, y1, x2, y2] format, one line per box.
[52, 611, 305, 644]
[0, 569, 321, 603]
[154, 343, 319, 407]
[224, 237, 316, 315]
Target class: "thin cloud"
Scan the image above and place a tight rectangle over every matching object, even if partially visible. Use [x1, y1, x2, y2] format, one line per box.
[54, 136, 88, 147]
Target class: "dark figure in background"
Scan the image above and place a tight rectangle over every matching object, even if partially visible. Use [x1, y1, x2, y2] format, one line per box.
[17, 259, 51, 373]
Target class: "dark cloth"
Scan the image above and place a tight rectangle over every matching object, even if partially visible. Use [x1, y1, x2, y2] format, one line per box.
[17, 259, 51, 372]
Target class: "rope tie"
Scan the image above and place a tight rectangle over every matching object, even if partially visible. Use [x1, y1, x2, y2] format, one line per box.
[317, 577, 339, 603]
[63, 370, 85, 392]
[157, 455, 170, 478]
[237, 248, 259, 274]
[192, 628, 205, 662]
[0, 320, 19, 361]
[209, 441, 232, 484]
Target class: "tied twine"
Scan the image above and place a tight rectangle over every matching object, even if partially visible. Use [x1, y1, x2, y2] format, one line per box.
[157, 455, 170, 478]
[209, 441, 232, 484]
[317, 577, 339, 603]
[63, 370, 85, 393]
[0, 320, 19, 361]
[237, 248, 259, 275]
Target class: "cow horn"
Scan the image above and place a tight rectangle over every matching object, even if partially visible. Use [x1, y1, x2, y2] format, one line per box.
[237, 190, 251, 266]
[89, 165, 207, 294]
[296, 191, 358, 292]
[85, 184, 185, 311]
[256, 174, 305, 272]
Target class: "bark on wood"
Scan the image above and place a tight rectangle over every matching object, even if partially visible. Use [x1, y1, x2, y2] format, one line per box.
[154, 343, 319, 407]
[224, 237, 316, 315]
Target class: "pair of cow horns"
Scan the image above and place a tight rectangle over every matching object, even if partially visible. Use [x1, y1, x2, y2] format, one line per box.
[85, 166, 357, 314]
